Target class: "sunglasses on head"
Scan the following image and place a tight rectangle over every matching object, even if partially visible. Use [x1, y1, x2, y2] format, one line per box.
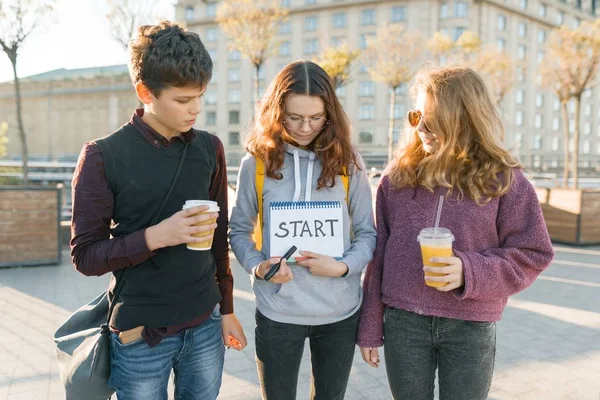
[407, 110, 431, 132]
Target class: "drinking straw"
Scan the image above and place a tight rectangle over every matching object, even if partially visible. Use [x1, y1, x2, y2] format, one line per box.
[433, 195, 444, 236]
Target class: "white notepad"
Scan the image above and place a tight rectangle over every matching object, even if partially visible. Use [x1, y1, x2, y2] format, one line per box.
[269, 201, 344, 262]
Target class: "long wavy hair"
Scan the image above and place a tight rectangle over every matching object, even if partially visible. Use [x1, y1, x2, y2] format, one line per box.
[245, 60, 357, 189]
[388, 66, 521, 204]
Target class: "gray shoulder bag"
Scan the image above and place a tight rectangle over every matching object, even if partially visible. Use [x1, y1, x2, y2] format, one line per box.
[53, 142, 189, 400]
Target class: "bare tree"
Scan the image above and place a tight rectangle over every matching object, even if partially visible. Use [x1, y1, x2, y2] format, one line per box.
[106, 0, 163, 50]
[0, 122, 8, 157]
[471, 47, 515, 106]
[313, 44, 360, 89]
[363, 24, 422, 163]
[216, 0, 288, 102]
[540, 20, 600, 189]
[428, 31, 454, 64]
[0, 0, 54, 185]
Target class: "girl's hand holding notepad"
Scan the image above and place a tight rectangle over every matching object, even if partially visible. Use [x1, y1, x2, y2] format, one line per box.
[296, 250, 349, 277]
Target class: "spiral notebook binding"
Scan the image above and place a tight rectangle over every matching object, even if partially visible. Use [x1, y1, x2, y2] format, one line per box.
[270, 201, 342, 210]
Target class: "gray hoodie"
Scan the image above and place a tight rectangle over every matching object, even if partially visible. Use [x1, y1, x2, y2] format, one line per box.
[229, 143, 376, 325]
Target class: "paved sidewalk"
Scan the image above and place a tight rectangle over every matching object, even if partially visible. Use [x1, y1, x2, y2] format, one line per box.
[1, 245, 599, 400]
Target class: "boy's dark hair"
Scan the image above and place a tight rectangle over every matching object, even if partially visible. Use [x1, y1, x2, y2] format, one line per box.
[128, 21, 212, 96]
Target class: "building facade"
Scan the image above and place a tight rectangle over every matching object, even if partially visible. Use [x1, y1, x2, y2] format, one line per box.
[177, 0, 600, 171]
[0, 65, 138, 161]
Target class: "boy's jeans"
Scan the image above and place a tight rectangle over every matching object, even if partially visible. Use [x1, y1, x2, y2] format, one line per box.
[108, 307, 225, 400]
[384, 306, 496, 400]
[254, 309, 359, 400]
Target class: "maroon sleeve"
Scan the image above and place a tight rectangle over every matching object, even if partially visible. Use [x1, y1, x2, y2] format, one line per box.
[209, 135, 234, 314]
[70, 142, 154, 277]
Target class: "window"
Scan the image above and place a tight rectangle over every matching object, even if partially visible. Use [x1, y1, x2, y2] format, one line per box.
[361, 9, 376, 25]
[584, 88, 592, 98]
[229, 50, 241, 60]
[331, 37, 343, 47]
[516, 89, 525, 104]
[455, 2, 468, 17]
[552, 136, 560, 151]
[391, 6, 407, 22]
[584, 122, 591, 135]
[229, 132, 240, 146]
[279, 21, 291, 34]
[517, 68, 525, 82]
[453, 27, 465, 41]
[228, 90, 241, 104]
[206, 27, 218, 42]
[553, 98, 560, 111]
[517, 45, 526, 60]
[440, 3, 449, 19]
[394, 84, 407, 95]
[585, 104, 592, 116]
[205, 90, 217, 105]
[518, 22, 527, 38]
[497, 38, 506, 52]
[280, 0, 291, 6]
[552, 117, 560, 131]
[394, 103, 405, 119]
[359, 130, 373, 144]
[583, 140, 590, 154]
[304, 39, 319, 55]
[597, 143, 600, 155]
[305, 0, 316, 4]
[520, 0, 528, 10]
[279, 41, 291, 56]
[228, 68, 240, 82]
[360, 33, 374, 50]
[557, 11, 564, 25]
[538, 29, 546, 44]
[573, 18, 581, 29]
[359, 81, 375, 96]
[537, 51, 544, 64]
[535, 113, 543, 129]
[539, 4, 547, 17]
[206, 3, 217, 18]
[536, 93, 544, 108]
[304, 16, 318, 31]
[185, 6, 194, 21]
[229, 110, 240, 124]
[498, 15, 507, 31]
[208, 49, 217, 61]
[206, 111, 216, 125]
[533, 135, 542, 150]
[335, 85, 346, 97]
[332, 12, 346, 28]
[359, 104, 374, 120]
[516, 111, 524, 126]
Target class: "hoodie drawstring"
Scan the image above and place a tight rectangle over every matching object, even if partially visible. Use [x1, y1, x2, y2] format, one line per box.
[292, 150, 316, 202]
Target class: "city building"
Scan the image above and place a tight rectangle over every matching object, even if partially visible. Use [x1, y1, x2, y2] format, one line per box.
[177, 0, 600, 171]
[0, 65, 138, 161]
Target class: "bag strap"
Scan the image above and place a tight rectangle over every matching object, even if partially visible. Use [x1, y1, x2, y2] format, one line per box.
[253, 158, 349, 252]
[103, 142, 190, 330]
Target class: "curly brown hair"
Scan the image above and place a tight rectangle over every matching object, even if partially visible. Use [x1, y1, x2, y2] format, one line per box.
[245, 61, 358, 190]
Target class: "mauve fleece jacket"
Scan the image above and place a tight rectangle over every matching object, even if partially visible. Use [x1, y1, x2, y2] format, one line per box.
[357, 169, 554, 348]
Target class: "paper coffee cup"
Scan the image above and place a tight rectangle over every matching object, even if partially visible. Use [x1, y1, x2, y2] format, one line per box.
[417, 227, 454, 287]
[182, 200, 219, 251]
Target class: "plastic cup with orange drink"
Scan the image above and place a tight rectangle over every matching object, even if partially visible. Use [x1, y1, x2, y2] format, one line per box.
[417, 227, 455, 287]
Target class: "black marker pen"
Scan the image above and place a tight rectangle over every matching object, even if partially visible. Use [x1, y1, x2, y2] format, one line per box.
[264, 245, 297, 281]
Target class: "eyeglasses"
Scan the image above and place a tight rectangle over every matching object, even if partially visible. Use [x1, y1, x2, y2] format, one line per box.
[407, 110, 431, 132]
[282, 115, 330, 132]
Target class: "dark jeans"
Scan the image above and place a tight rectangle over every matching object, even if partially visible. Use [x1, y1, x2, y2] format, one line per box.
[384, 306, 496, 400]
[254, 309, 359, 400]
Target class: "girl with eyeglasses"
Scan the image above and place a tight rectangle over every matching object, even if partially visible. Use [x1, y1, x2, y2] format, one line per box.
[357, 66, 554, 400]
[230, 60, 376, 400]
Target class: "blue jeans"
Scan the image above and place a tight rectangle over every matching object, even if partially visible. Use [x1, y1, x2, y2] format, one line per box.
[108, 307, 225, 400]
[384, 306, 496, 400]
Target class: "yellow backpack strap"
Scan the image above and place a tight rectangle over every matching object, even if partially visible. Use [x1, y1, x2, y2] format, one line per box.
[341, 167, 349, 205]
[254, 158, 265, 251]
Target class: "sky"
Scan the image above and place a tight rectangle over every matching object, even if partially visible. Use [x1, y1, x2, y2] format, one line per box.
[0, 0, 175, 83]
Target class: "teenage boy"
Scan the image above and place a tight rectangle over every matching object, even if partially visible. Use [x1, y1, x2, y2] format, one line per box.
[70, 21, 246, 399]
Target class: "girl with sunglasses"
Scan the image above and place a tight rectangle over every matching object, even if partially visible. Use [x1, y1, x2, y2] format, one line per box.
[357, 66, 554, 400]
[230, 60, 376, 400]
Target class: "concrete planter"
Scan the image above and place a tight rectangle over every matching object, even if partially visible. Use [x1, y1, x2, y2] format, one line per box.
[0, 185, 62, 267]
[535, 187, 600, 245]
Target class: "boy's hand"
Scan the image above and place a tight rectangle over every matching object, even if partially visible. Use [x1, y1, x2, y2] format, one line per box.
[296, 251, 348, 277]
[144, 205, 218, 251]
[221, 313, 247, 351]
